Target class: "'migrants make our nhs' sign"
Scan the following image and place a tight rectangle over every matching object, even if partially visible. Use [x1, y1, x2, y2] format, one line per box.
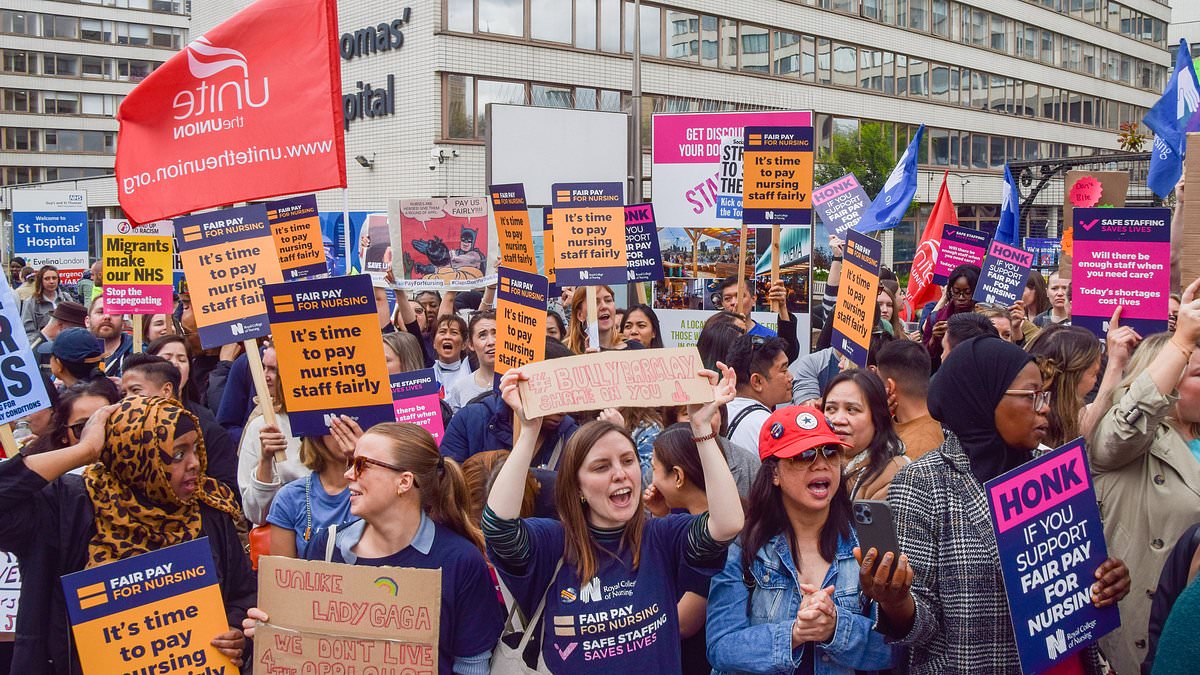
[340, 6, 410, 130]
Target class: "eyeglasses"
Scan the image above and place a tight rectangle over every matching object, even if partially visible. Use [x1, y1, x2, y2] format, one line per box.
[949, 287, 973, 298]
[68, 421, 87, 439]
[784, 445, 841, 464]
[1004, 389, 1052, 409]
[346, 455, 406, 479]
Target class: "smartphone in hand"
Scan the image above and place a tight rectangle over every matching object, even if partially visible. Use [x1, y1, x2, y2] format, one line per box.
[852, 499, 902, 577]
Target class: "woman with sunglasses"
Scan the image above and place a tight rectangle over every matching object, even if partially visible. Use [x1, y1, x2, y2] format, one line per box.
[22, 378, 120, 456]
[244, 423, 505, 674]
[859, 336, 1131, 673]
[484, 364, 744, 672]
[921, 264, 980, 369]
[707, 405, 897, 674]
[0, 396, 255, 672]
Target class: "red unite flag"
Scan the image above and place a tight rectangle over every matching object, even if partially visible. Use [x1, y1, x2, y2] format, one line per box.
[903, 172, 957, 321]
[115, 0, 345, 224]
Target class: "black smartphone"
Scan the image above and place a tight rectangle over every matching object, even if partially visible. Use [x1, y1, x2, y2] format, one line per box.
[852, 499, 902, 575]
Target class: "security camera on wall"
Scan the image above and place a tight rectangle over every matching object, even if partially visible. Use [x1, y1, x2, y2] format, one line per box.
[428, 160, 438, 171]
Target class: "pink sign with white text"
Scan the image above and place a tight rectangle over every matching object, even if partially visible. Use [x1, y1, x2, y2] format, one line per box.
[1071, 207, 1171, 338]
[391, 369, 444, 445]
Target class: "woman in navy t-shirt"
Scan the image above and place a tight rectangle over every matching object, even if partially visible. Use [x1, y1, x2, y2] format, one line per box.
[483, 363, 745, 673]
[244, 423, 505, 675]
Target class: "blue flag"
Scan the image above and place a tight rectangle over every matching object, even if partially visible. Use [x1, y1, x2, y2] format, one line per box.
[996, 163, 1021, 247]
[859, 125, 924, 233]
[1144, 39, 1200, 198]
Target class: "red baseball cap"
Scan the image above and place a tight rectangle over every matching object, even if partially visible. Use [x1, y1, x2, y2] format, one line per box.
[758, 405, 850, 461]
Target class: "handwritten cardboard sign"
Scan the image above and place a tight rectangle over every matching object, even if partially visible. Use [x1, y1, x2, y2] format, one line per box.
[0, 552, 19, 634]
[265, 274, 393, 436]
[985, 439, 1120, 674]
[101, 219, 174, 315]
[932, 225, 989, 285]
[517, 347, 712, 417]
[391, 369, 444, 445]
[496, 267, 548, 387]
[551, 182, 626, 286]
[812, 173, 870, 239]
[830, 230, 881, 369]
[975, 240, 1034, 307]
[60, 539, 236, 675]
[175, 204, 284, 348]
[624, 204, 665, 283]
[742, 126, 814, 226]
[256, 555, 440, 673]
[1071, 207, 1171, 338]
[490, 183, 538, 274]
[266, 194, 328, 280]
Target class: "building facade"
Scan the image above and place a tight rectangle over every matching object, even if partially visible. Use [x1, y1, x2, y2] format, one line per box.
[0, 0, 188, 193]
[1169, 0, 1199, 59]
[182, 1, 1173, 273]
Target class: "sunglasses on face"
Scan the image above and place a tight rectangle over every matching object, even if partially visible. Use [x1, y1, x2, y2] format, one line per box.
[68, 421, 87, 439]
[346, 455, 406, 479]
[784, 445, 841, 464]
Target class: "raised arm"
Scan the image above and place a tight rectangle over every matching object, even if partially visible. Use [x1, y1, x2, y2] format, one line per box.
[688, 362, 744, 541]
[488, 369, 544, 520]
[395, 289, 419, 329]
[1079, 306, 1141, 440]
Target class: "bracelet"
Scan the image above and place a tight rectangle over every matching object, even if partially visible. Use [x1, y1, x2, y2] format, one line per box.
[691, 430, 718, 444]
[1170, 339, 1195, 361]
[831, 255, 843, 261]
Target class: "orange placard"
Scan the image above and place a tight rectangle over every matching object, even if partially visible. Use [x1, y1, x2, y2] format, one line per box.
[550, 182, 626, 286]
[490, 183, 538, 274]
[266, 194, 327, 280]
[496, 267, 548, 379]
[742, 126, 815, 226]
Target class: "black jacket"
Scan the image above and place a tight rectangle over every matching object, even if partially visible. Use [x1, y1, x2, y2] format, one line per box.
[0, 456, 256, 675]
[186, 400, 240, 501]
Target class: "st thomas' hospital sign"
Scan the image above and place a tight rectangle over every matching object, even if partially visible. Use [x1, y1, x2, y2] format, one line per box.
[340, 6, 411, 130]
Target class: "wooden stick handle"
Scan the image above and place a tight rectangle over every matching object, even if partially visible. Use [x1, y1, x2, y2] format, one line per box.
[770, 224, 782, 314]
[244, 339, 285, 461]
[0, 425, 15, 459]
[737, 222, 749, 315]
[132, 315, 143, 354]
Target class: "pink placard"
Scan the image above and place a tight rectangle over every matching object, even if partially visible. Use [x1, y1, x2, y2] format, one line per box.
[391, 370, 445, 446]
[652, 111, 813, 164]
[988, 445, 1090, 533]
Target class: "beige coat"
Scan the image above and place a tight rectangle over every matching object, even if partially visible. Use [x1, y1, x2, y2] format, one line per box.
[1090, 371, 1200, 675]
[847, 455, 910, 501]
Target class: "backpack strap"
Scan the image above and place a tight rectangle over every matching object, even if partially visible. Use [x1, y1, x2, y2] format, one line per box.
[324, 524, 339, 562]
[727, 403, 770, 439]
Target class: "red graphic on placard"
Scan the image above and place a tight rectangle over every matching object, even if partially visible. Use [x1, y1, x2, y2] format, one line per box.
[115, 0, 345, 224]
[1069, 176, 1102, 208]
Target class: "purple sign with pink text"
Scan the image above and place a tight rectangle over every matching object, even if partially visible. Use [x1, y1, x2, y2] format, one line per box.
[1071, 207, 1171, 338]
[812, 173, 871, 239]
[975, 240, 1034, 307]
[985, 439, 1119, 675]
[932, 225, 989, 285]
[391, 368, 444, 445]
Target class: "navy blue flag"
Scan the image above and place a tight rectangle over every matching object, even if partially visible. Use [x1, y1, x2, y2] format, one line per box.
[859, 125, 924, 233]
[996, 163, 1021, 247]
[1144, 39, 1199, 198]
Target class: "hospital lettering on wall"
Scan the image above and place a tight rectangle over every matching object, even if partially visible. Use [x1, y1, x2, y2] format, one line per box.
[341, 7, 410, 130]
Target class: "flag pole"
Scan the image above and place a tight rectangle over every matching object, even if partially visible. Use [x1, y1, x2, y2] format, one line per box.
[342, 188, 352, 275]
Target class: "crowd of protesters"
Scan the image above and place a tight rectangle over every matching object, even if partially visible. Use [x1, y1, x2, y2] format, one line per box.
[2, 219, 1198, 675]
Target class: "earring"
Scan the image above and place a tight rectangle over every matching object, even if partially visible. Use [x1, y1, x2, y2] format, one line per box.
[579, 494, 587, 504]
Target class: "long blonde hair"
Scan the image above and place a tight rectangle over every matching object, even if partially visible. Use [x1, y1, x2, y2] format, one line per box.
[364, 423, 484, 552]
[566, 285, 620, 354]
[1110, 332, 1200, 440]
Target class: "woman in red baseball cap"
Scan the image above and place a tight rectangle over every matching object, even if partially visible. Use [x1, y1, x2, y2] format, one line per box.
[706, 405, 905, 674]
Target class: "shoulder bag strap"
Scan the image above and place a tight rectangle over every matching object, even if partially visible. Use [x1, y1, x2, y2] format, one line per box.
[727, 404, 770, 438]
[516, 558, 566, 653]
[304, 473, 314, 542]
[324, 523, 339, 562]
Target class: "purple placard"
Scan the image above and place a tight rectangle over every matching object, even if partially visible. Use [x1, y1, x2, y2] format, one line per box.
[974, 240, 1034, 307]
[625, 204, 664, 283]
[391, 369, 445, 446]
[1071, 207, 1171, 338]
[932, 225, 989, 285]
[812, 173, 871, 239]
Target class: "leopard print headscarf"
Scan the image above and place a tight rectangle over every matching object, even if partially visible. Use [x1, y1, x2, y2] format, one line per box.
[82, 395, 243, 567]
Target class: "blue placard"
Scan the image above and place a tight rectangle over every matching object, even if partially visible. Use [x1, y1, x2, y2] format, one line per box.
[0, 275, 51, 424]
[624, 204, 665, 283]
[984, 439, 1120, 674]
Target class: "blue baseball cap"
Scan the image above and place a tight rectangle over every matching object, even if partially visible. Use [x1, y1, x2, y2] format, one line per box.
[50, 328, 104, 364]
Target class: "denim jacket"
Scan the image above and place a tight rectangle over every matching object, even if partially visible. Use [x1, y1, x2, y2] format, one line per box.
[706, 531, 893, 674]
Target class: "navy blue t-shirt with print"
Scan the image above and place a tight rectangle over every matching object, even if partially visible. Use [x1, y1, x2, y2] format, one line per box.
[307, 516, 505, 675]
[493, 513, 721, 673]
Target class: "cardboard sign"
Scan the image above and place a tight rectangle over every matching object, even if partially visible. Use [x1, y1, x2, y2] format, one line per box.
[551, 182, 626, 286]
[1071, 207, 1171, 337]
[12, 190, 89, 285]
[985, 440, 1120, 674]
[812, 173, 871, 239]
[624, 204, 665, 283]
[59, 538, 236, 675]
[517, 347, 712, 417]
[391, 197, 492, 290]
[391, 369, 444, 445]
[1182, 134, 1200, 291]
[655, 309, 779, 348]
[830, 230, 881, 369]
[490, 184, 538, 274]
[101, 219, 174, 315]
[975, 240, 1034, 307]
[1062, 170, 1129, 277]
[651, 111, 811, 230]
[265, 274, 393, 436]
[0, 552, 19, 634]
[716, 136, 744, 220]
[496, 267, 548, 385]
[0, 274, 51, 425]
[266, 194, 328, 280]
[742, 126, 814, 226]
[256, 555, 440, 673]
[175, 204, 284, 348]
[932, 225, 989, 285]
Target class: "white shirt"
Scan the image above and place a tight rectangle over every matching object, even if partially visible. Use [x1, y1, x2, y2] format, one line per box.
[434, 357, 472, 392]
[444, 373, 490, 413]
[725, 396, 773, 456]
[236, 411, 308, 526]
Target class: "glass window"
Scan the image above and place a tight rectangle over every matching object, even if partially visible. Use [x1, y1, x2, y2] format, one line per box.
[574, 0, 596, 48]
[740, 24, 769, 73]
[532, 0, 571, 42]
[1, 11, 36, 35]
[447, 0, 472, 31]
[908, 58, 927, 97]
[969, 10, 986, 47]
[151, 26, 178, 48]
[860, 49, 882, 90]
[1023, 83, 1037, 117]
[700, 15, 718, 68]
[598, 89, 621, 111]
[1068, 91, 1082, 123]
[989, 75, 1006, 113]
[862, 0, 881, 20]
[990, 136, 1006, 168]
[2, 89, 34, 112]
[930, 64, 949, 101]
[774, 30, 800, 76]
[599, 0, 620, 52]
[908, 0, 927, 31]
[989, 15, 1005, 51]
[44, 54, 79, 76]
[931, 0, 949, 36]
[3, 128, 37, 151]
[667, 11, 698, 62]
[881, 50, 895, 94]
[895, 54, 907, 95]
[639, 4, 660, 56]
[446, 74, 474, 139]
[532, 84, 572, 107]
[929, 128, 950, 165]
[720, 18, 737, 69]
[801, 35, 816, 81]
[81, 93, 105, 115]
[479, 0, 523, 37]
[44, 15, 79, 39]
[476, 79, 526, 137]
[832, 43, 856, 86]
[575, 87, 596, 110]
[1041, 30, 1054, 65]
[971, 70, 987, 109]
[81, 19, 107, 42]
[971, 133, 988, 168]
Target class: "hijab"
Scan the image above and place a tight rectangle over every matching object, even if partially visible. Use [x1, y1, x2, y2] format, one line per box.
[928, 335, 1036, 485]
[82, 395, 242, 567]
